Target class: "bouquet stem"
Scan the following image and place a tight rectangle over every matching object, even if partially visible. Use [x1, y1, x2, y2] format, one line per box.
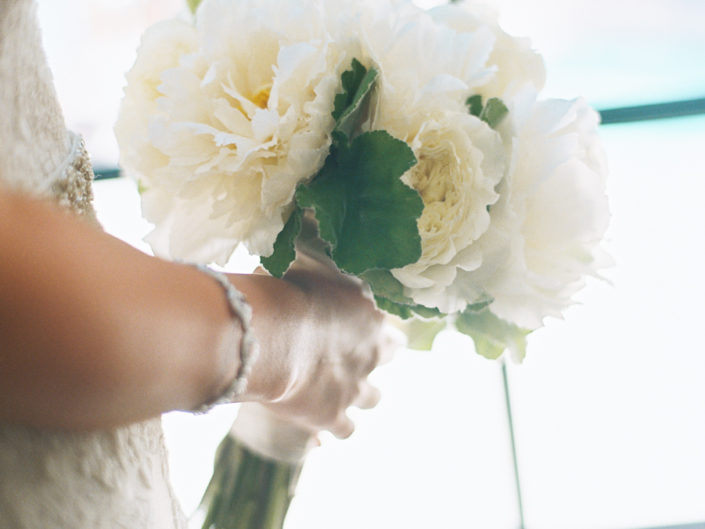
[197, 435, 302, 529]
[195, 404, 314, 529]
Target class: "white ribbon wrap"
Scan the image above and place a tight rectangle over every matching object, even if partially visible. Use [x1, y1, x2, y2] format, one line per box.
[230, 403, 316, 464]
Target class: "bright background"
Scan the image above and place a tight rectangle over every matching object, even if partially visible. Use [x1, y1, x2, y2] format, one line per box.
[36, 1, 705, 528]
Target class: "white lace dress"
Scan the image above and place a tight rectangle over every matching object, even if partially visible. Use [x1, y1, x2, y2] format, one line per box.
[0, 2, 187, 527]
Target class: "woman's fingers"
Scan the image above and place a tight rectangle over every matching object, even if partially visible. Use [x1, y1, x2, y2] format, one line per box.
[330, 413, 355, 439]
[356, 324, 404, 375]
[353, 382, 381, 410]
[378, 325, 406, 366]
[249, 259, 411, 439]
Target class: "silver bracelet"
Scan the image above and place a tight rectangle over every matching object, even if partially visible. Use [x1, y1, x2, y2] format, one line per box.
[192, 265, 260, 413]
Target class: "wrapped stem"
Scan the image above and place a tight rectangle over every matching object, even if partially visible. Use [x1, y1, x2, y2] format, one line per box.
[197, 435, 302, 529]
[195, 404, 314, 529]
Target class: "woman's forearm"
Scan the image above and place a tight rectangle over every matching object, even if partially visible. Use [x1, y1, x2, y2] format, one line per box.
[0, 187, 387, 435]
[0, 189, 246, 429]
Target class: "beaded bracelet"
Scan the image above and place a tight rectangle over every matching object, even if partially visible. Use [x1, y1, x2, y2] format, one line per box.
[192, 265, 260, 413]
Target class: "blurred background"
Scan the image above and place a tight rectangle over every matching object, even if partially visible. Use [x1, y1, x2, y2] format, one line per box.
[36, 1, 705, 528]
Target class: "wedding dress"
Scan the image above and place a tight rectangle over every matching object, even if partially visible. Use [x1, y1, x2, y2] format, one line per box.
[0, 2, 187, 527]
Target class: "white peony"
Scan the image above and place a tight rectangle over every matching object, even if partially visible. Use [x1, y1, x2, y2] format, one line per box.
[429, 2, 546, 98]
[451, 87, 610, 329]
[115, 0, 351, 263]
[356, 3, 607, 328]
[347, 4, 505, 313]
[361, 4, 606, 328]
[384, 106, 507, 313]
[358, 3, 497, 107]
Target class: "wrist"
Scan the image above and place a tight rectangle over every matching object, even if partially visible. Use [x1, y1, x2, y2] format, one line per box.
[226, 274, 312, 404]
[187, 266, 260, 413]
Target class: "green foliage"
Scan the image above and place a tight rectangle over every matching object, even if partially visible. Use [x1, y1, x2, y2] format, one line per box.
[332, 59, 378, 139]
[263, 59, 425, 307]
[463, 293, 494, 313]
[332, 59, 366, 121]
[466, 95, 509, 129]
[455, 307, 529, 360]
[405, 319, 447, 351]
[374, 296, 417, 319]
[296, 130, 421, 275]
[466, 94, 483, 117]
[481, 98, 509, 129]
[371, 296, 438, 320]
[198, 434, 301, 529]
[186, 0, 202, 14]
[361, 269, 442, 320]
[260, 209, 302, 278]
[361, 269, 409, 304]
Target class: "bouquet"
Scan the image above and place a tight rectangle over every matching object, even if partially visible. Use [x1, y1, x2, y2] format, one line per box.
[115, 0, 609, 527]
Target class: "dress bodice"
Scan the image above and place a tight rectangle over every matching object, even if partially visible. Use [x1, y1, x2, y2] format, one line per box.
[0, 1, 186, 527]
[0, 420, 184, 529]
[0, 135, 186, 527]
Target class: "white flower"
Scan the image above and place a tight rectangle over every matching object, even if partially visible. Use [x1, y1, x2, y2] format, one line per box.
[352, 6, 506, 313]
[115, 0, 350, 263]
[384, 107, 506, 313]
[359, 4, 497, 107]
[452, 87, 610, 329]
[364, 4, 606, 328]
[429, 2, 546, 98]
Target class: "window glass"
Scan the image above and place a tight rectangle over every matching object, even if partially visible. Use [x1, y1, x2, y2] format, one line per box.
[419, 0, 705, 107]
[37, 0, 182, 166]
[494, 0, 705, 108]
[508, 115, 705, 529]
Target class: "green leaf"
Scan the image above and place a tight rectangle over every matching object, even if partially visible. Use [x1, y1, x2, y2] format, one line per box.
[373, 295, 442, 320]
[466, 95, 509, 129]
[455, 307, 529, 360]
[374, 296, 416, 320]
[332, 59, 366, 121]
[333, 59, 378, 139]
[464, 293, 494, 313]
[410, 304, 443, 319]
[186, 0, 202, 14]
[260, 208, 302, 278]
[405, 319, 447, 351]
[361, 269, 409, 304]
[361, 269, 442, 319]
[480, 98, 509, 129]
[296, 130, 422, 275]
[466, 94, 483, 117]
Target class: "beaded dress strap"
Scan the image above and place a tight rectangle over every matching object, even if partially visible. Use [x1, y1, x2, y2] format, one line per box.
[50, 131, 98, 223]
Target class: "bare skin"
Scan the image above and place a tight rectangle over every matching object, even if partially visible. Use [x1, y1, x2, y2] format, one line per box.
[0, 187, 384, 436]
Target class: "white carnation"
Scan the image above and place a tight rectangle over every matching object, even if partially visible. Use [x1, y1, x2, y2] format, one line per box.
[115, 0, 350, 263]
[453, 87, 610, 329]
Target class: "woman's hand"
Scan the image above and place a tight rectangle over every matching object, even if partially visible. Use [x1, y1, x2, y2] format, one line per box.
[230, 258, 395, 439]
